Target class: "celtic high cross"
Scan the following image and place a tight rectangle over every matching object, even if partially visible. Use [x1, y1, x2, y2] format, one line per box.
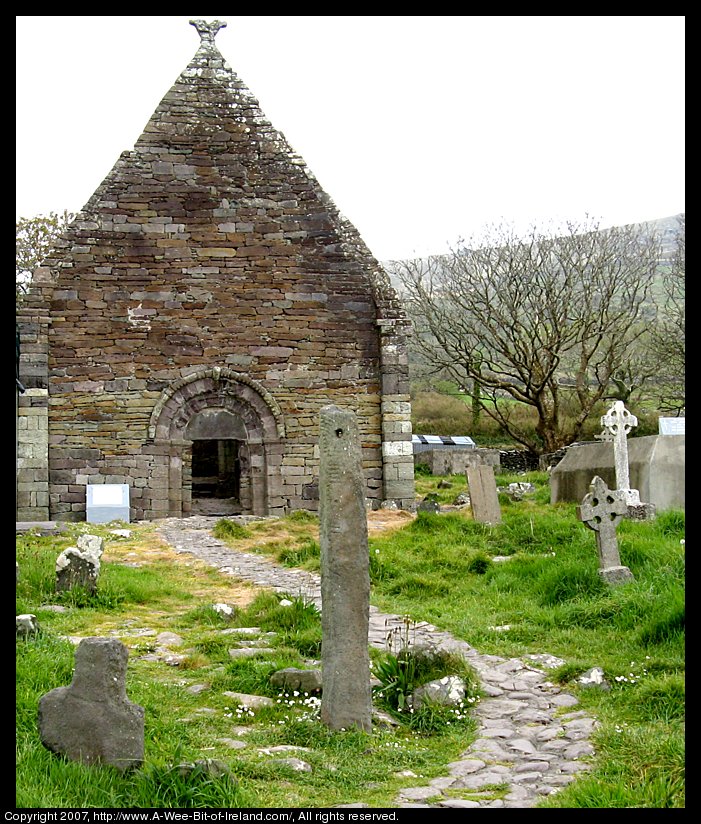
[600, 400, 640, 504]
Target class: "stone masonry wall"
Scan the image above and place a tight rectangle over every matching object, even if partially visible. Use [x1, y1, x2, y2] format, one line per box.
[17, 25, 414, 521]
[16, 298, 50, 520]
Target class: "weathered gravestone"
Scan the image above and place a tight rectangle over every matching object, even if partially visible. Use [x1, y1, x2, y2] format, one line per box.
[417, 496, 441, 514]
[597, 402, 656, 520]
[55, 549, 99, 593]
[577, 476, 634, 586]
[466, 465, 502, 525]
[76, 533, 105, 557]
[55, 535, 105, 594]
[318, 405, 372, 732]
[38, 637, 145, 770]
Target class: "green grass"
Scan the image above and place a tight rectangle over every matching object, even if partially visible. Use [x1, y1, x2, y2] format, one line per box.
[16, 522, 482, 809]
[16, 478, 685, 808]
[366, 474, 685, 808]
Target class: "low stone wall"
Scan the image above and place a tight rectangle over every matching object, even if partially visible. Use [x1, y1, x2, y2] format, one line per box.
[414, 448, 499, 476]
[498, 450, 540, 473]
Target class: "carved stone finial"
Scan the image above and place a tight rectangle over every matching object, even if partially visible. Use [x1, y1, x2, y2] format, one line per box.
[189, 19, 227, 44]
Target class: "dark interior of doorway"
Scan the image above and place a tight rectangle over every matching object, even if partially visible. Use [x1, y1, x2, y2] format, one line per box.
[191, 439, 242, 516]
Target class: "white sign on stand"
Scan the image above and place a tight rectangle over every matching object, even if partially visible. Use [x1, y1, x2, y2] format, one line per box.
[86, 484, 130, 524]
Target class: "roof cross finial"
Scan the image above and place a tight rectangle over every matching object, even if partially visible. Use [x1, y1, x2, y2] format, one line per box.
[189, 19, 227, 43]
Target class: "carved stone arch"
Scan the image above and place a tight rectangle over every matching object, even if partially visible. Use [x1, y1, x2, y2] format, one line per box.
[148, 367, 285, 440]
[148, 367, 286, 517]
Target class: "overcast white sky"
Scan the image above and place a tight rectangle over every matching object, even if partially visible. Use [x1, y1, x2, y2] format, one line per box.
[16, 15, 685, 261]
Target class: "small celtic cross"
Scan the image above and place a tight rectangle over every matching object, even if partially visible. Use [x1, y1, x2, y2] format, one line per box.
[577, 475, 633, 582]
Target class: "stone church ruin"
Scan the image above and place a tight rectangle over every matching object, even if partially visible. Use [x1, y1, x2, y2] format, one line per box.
[17, 19, 415, 522]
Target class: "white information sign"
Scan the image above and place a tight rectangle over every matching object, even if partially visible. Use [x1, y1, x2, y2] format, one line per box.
[89, 485, 128, 506]
[86, 484, 130, 524]
[658, 417, 685, 435]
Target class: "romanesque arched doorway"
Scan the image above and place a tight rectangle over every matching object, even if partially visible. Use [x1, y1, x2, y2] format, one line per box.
[148, 368, 285, 517]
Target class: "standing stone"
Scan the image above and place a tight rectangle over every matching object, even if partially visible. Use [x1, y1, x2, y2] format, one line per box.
[318, 406, 372, 732]
[466, 465, 502, 525]
[55, 546, 100, 593]
[38, 637, 145, 770]
[577, 476, 634, 585]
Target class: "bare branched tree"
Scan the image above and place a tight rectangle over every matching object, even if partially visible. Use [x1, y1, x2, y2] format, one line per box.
[390, 217, 661, 454]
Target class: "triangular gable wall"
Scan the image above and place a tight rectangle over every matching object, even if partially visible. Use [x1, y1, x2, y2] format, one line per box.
[17, 22, 414, 522]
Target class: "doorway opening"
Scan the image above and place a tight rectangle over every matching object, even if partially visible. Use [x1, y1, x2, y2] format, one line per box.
[191, 439, 242, 515]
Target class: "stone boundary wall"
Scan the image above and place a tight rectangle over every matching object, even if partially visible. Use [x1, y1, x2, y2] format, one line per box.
[498, 450, 540, 473]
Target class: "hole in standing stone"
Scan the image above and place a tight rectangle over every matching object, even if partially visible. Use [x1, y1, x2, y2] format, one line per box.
[335, 428, 343, 438]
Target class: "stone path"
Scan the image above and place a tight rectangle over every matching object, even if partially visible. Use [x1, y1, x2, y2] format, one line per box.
[156, 516, 597, 809]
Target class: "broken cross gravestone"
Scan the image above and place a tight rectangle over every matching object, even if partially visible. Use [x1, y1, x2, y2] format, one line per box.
[577, 475, 635, 586]
[38, 637, 145, 770]
[55, 534, 105, 594]
[318, 405, 373, 733]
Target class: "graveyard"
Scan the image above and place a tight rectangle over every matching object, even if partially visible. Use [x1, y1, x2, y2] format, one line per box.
[15, 17, 683, 811]
[16, 466, 685, 808]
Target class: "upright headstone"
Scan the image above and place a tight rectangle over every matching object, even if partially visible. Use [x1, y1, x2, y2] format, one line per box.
[466, 465, 502, 524]
[577, 475, 634, 586]
[599, 401, 640, 504]
[318, 405, 372, 733]
[38, 637, 145, 770]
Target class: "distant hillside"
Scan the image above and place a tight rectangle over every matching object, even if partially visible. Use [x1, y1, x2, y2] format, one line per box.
[383, 213, 684, 293]
[631, 214, 683, 264]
